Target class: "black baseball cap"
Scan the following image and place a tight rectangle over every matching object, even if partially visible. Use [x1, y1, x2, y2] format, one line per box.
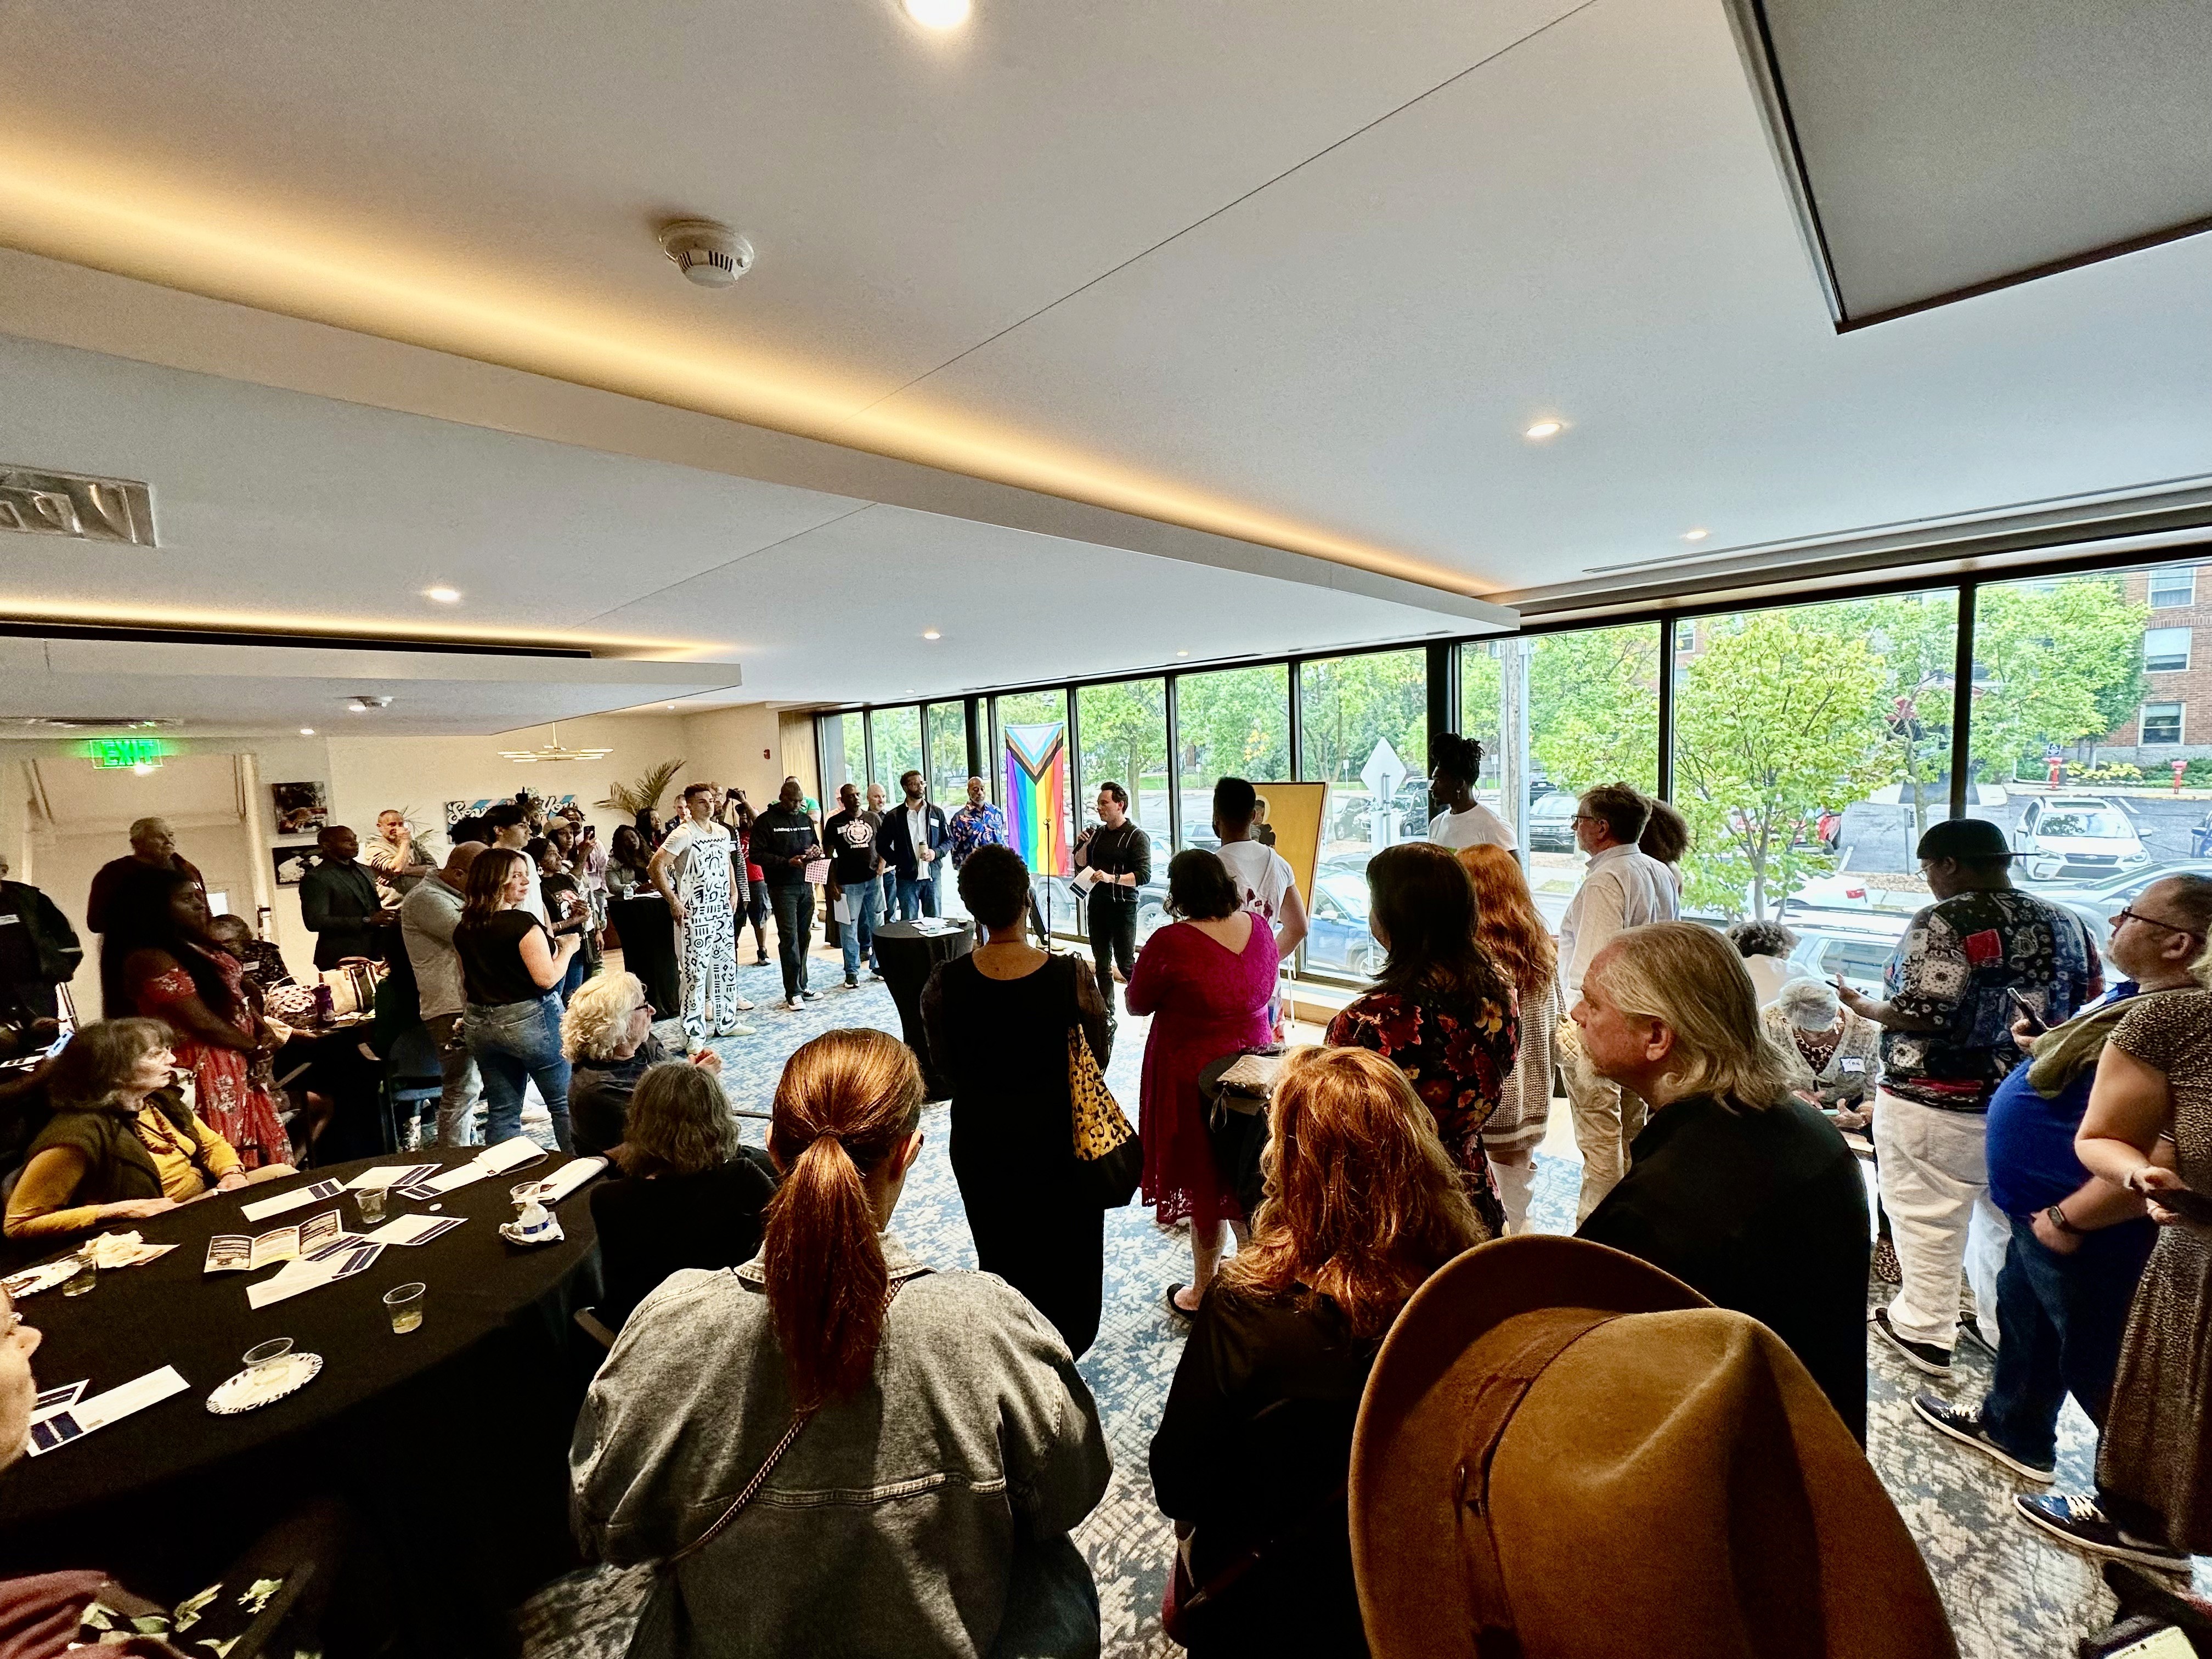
[1915, 817, 2012, 862]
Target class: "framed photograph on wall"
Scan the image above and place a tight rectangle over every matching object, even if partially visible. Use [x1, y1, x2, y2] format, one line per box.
[271, 781, 329, 837]
[272, 844, 323, 887]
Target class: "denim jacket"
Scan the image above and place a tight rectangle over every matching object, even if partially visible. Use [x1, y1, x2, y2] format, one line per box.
[572, 1235, 1112, 1658]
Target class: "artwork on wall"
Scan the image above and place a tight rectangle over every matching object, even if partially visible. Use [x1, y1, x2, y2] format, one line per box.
[444, 793, 579, 828]
[270, 781, 329, 837]
[272, 844, 323, 887]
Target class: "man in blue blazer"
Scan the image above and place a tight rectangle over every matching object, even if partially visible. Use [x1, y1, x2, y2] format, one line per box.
[877, 771, 952, 920]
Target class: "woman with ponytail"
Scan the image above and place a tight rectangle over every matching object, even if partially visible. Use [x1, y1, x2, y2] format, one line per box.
[573, 1027, 1112, 1658]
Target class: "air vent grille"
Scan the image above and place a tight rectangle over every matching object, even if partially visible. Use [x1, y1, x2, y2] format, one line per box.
[0, 466, 155, 547]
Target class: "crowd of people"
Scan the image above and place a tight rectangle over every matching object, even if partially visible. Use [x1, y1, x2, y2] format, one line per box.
[1, 741, 2208, 1656]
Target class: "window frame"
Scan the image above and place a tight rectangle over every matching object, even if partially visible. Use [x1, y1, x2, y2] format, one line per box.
[2144, 627, 2192, 673]
[2141, 702, 2185, 746]
[2148, 568, 2197, 609]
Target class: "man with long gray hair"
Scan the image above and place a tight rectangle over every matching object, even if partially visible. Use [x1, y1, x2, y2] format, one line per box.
[1572, 921, 1871, 1441]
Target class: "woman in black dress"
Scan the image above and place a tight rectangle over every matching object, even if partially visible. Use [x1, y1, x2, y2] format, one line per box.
[603, 824, 680, 1019]
[922, 845, 1112, 1357]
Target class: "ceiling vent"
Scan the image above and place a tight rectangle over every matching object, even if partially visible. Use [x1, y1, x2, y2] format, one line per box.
[7, 716, 176, 731]
[0, 465, 156, 546]
[346, 695, 394, 712]
[657, 219, 754, 289]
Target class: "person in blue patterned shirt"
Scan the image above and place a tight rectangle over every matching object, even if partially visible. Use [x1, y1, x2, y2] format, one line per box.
[946, 777, 1008, 870]
[1837, 816, 2098, 1378]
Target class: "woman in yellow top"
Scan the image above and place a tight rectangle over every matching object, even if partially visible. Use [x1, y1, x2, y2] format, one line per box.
[4, 1018, 295, 1240]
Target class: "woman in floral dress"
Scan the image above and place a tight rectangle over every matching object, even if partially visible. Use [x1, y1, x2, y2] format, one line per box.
[118, 868, 289, 1168]
[1325, 842, 1519, 1236]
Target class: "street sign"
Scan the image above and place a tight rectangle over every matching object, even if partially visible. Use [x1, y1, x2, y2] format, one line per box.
[1359, 737, 1408, 803]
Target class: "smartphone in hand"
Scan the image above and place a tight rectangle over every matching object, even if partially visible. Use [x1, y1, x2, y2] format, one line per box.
[2007, 989, 2046, 1036]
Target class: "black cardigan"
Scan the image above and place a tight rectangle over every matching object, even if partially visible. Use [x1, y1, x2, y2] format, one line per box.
[1578, 1092, 1871, 1444]
[588, 1149, 780, 1329]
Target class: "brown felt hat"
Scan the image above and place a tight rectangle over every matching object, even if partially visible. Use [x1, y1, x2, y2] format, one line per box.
[1350, 1236, 1956, 1659]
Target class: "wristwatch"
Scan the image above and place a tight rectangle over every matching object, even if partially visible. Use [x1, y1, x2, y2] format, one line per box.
[2045, 1204, 2085, 1237]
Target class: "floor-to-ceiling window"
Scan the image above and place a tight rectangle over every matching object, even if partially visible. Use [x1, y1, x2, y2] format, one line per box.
[1669, 594, 1959, 993]
[868, 705, 926, 803]
[926, 702, 970, 814]
[1173, 665, 1290, 850]
[1297, 648, 1426, 979]
[993, 689, 1074, 932]
[820, 712, 866, 795]
[1074, 679, 1171, 944]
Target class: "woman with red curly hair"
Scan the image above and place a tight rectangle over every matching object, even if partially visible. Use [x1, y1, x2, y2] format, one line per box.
[1149, 1046, 1485, 1656]
[1323, 840, 1519, 1235]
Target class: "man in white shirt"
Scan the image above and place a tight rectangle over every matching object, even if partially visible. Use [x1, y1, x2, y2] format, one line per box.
[1557, 781, 1681, 1220]
[364, 808, 437, 899]
[1212, 777, 1308, 961]
[1425, 733, 1515, 853]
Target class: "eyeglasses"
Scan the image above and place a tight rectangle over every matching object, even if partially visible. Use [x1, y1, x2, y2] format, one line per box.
[2114, 907, 2201, 939]
[1569, 814, 1602, 826]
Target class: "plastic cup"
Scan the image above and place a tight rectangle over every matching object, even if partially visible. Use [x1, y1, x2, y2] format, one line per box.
[354, 1186, 387, 1227]
[383, 1282, 425, 1335]
[60, 1259, 96, 1297]
[243, 1338, 294, 1377]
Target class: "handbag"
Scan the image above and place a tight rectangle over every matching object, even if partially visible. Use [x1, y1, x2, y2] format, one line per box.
[319, 957, 383, 1019]
[1068, 1024, 1142, 1209]
[625, 1278, 916, 1658]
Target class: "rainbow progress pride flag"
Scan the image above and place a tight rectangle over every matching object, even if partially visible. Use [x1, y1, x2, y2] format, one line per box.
[1003, 722, 1070, 877]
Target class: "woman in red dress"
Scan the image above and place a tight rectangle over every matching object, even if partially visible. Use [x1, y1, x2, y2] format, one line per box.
[118, 869, 290, 1169]
[1126, 848, 1279, 1319]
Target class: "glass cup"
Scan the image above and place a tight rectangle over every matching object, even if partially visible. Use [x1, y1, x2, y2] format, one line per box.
[509, 1180, 544, 1209]
[383, 1282, 425, 1335]
[354, 1186, 387, 1227]
[60, 1259, 96, 1297]
[242, 1338, 294, 1379]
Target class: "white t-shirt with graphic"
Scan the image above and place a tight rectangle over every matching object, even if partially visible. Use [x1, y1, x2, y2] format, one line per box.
[1215, 838, 1295, 924]
[658, 820, 735, 907]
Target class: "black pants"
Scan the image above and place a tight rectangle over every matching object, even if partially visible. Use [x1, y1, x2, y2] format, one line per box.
[1088, 898, 1137, 1008]
[769, 882, 815, 1000]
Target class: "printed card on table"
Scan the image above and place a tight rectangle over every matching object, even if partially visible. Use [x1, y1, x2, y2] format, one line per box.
[240, 1178, 346, 1224]
[25, 1366, 188, 1456]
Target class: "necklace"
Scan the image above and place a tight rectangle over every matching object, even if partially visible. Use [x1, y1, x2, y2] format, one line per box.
[1792, 1026, 1843, 1071]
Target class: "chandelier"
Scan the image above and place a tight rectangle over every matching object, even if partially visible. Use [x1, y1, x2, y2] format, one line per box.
[499, 723, 613, 764]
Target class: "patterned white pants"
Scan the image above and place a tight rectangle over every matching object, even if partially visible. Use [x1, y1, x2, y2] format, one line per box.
[678, 906, 743, 1033]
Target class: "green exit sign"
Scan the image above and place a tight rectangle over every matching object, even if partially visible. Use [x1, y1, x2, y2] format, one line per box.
[81, 737, 174, 769]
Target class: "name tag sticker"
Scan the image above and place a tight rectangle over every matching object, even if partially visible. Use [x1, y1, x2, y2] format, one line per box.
[1841, 1057, 1865, 1073]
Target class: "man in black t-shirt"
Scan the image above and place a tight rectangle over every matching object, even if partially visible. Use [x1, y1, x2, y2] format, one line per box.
[1072, 781, 1151, 1018]
[824, 783, 886, 990]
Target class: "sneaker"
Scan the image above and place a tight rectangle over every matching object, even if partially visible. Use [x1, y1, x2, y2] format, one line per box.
[1911, 1395, 2053, 1482]
[1957, 1322, 1999, 1362]
[867, 969, 886, 981]
[785, 996, 804, 1012]
[798, 989, 821, 1002]
[1870, 1308, 1953, 1377]
[2015, 1494, 2192, 1572]
[713, 1022, 756, 1039]
[755, 953, 771, 967]
[842, 977, 860, 990]
[732, 997, 755, 1012]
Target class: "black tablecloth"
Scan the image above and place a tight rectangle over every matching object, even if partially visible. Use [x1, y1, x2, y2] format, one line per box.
[0, 1149, 605, 1655]
[872, 920, 974, 1098]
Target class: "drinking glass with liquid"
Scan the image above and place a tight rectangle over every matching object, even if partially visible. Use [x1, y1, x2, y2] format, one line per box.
[383, 1282, 425, 1334]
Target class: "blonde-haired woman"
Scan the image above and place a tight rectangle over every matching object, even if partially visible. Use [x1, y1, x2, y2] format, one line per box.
[573, 1029, 1110, 1656]
[1571, 921, 1871, 1442]
[1150, 1046, 1485, 1656]
[1460, 843, 1564, 1233]
[588, 1061, 776, 1328]
[562, 970, 721, 1157]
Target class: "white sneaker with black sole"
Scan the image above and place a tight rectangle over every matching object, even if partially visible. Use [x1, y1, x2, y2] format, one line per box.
[1870, 1308, 1953, 1377]
[1910, 1394, 2053, 1482]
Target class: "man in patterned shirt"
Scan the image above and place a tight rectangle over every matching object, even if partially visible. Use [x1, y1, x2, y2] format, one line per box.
[1837, 817, 2097, 1377]
[946, 777, 1008, 870]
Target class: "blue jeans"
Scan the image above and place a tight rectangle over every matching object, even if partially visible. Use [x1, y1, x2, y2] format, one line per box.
[839, 879, 882, 982]
[897, 867, 939, 920]
[464, 992, 572, 1152]
[1980, 1212, 2156, 1464]
[769, 882, 814, 1000]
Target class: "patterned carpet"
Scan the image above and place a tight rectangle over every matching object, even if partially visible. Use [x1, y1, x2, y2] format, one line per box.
[516, 951, 2196, 1657]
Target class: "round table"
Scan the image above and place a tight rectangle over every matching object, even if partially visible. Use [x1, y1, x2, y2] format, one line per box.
[0, 1148, 605, 1655]
[872, 919, 974, 1097]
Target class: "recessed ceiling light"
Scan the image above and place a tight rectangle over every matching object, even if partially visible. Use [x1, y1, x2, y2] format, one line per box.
[1681, 528, 1709, 542]
[1523, 420, 1564, 441]
[299, 727, 315, 736]
[424, 586, 461, 603]
[904, 0, 970, 27]
[922, 629, 941, 640]
[1176, 650, 1190, 658]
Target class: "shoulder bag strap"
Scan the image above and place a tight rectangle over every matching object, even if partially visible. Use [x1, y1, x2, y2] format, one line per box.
[661, 1276, 917, 1571]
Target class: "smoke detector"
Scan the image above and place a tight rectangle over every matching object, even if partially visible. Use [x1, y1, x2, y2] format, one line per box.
[658, 219, 754, 289]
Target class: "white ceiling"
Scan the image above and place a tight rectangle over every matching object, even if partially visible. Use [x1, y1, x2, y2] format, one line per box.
[0, 0, 2209, 728]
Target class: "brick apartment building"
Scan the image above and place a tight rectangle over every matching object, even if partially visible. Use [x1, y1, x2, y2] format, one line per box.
[2092, 562, 2212, 764]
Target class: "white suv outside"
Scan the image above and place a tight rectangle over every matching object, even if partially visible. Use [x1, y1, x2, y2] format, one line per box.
[2012, 794, 2149, 883]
